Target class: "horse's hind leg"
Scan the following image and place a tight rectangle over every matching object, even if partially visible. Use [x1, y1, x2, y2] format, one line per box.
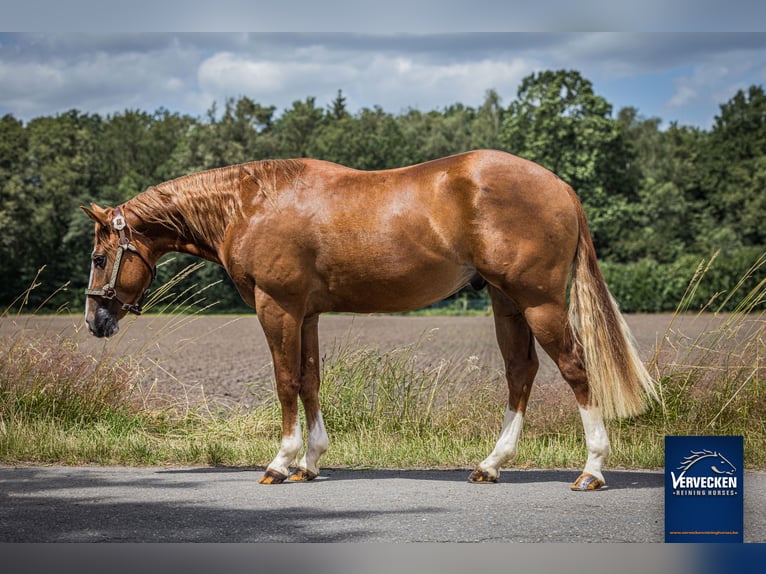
[469, 286, 538, 483]
[523, 302, 610, 491]
[288, 313, 329, 481]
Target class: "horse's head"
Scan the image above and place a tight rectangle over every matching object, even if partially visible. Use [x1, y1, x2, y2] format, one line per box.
[81, 203, 157, 337]
[709, 452, 737, 476]
[678, 449, 737, 476]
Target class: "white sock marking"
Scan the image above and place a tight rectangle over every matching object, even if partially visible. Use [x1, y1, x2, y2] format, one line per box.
[578, 405, 611, 482]
[269, 418, 303, 476]
[479, 406, 524, 479]
[298, 410, 329, 475]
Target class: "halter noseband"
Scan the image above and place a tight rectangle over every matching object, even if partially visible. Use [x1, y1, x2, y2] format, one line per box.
[84, 206, 157, 316]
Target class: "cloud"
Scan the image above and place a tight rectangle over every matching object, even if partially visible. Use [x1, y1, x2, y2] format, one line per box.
[545, 33, 766, 77]
[358, 55, 536, 111]
[198, 51, 357, 97]
[0, 35, 200, 117]
[195, 47, 537, 114]
[666, 49, 766, 118]
[199, 53, 288, 94]
[1, 33, 765, 126]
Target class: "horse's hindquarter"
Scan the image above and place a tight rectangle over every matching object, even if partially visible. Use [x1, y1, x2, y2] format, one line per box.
[467, 151, 580, 302]
[230, 151, 579, 314]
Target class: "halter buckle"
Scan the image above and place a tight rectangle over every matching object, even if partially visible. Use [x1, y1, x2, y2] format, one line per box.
[112, 213, 126, 231]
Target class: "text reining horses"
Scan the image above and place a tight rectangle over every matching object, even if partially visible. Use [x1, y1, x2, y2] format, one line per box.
[82, 150, 657, 490]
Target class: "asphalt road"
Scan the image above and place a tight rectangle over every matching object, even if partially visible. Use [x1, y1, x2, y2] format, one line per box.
[1, 465, 764, 543]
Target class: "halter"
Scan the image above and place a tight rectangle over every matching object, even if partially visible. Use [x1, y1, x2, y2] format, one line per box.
[84, 206, 157, 316]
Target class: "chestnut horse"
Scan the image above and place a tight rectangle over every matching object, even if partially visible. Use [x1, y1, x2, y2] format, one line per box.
[82, 150, 656, 490]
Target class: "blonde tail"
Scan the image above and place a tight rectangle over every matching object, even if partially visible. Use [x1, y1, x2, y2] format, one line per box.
[567, 200, 658, 419]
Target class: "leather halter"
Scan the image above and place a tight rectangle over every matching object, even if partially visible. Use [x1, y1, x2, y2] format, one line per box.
[84, 206, 157, 315]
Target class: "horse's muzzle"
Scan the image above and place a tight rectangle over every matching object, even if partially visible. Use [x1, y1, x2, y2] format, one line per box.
[88, 306, 120, 338]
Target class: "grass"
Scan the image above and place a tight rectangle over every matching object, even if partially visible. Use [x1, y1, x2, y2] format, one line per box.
[629, 250, 766, 469]
[1, 252, 764, 471]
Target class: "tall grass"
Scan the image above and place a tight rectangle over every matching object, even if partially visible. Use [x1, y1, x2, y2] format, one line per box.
[629, 250, 766, 468]
[0, 261, 266, 465]
[1, 252, 764, 470]
[316, 335, 504, 468]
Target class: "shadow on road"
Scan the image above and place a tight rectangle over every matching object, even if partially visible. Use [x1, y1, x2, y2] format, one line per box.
[0, 467, 444, 542]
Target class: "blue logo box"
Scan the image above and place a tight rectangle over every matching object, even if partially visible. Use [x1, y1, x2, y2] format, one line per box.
[665, 435, 743, 542]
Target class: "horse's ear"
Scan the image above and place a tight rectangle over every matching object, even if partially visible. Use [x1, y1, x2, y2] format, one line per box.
[80, 203, 111, 227]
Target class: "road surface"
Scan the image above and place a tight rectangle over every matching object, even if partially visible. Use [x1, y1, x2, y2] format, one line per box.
[1, 465, 764, 542]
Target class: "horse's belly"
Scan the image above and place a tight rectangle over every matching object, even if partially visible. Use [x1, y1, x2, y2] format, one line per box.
[320, 260, 475, 314]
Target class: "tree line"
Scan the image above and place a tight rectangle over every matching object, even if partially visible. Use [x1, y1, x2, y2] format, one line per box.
[1, 69, 764, 313]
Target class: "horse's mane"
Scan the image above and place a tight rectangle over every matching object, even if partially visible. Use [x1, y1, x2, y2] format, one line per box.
[245, 158, 305, 203]
[128, 159, 304, 245]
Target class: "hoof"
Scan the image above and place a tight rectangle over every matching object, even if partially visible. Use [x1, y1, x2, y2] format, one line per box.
[258, 468, 288, 485]
[288, 467, 318, 482]
[467, 468, 497, 483]
[571, 472, 605, 491]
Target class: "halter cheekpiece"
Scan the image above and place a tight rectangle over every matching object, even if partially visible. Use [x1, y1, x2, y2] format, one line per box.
[84, 206, 156, 315]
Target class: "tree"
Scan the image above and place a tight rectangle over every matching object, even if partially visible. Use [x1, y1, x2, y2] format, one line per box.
[1, 75, 764, 312]
[703, 85, 766, 246]
[311, 106, 408, 170]
[0, 114, 31, 304]
[173, 97, 278, 172]
[276, 97, 324, 158]
[471, 89, 503, 150]
[501, 70, 627, 192]
[396, 105, 474, 165]
[500, 70, 639, 258]
[615, 108, 698, 262]
[0, 114, 26, 186]
[329, 89, 350, 120]
[2, 111, 102, 308]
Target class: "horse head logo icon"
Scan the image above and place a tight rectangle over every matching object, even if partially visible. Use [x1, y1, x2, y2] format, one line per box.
[677, 449, 736, 476]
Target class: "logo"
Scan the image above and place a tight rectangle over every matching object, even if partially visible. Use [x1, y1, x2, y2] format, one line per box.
[665, 436, 743, 542]
[670, 449, 738, 494]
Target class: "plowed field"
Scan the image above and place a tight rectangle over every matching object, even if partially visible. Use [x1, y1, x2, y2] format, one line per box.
[1, 313, 718, 410]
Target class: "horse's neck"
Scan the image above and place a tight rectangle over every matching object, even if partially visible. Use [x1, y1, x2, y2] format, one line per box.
[129, 165, 244, 264]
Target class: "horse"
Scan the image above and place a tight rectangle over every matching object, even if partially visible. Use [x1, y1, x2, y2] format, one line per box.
[82, 149, 657, 490]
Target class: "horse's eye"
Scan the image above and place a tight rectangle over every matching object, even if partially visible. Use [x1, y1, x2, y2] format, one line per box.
[93, 254, 106, 269]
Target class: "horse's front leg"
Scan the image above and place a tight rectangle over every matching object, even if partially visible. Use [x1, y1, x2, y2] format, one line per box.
[288, 313, 329, 481]
[255, 290, 304, 485]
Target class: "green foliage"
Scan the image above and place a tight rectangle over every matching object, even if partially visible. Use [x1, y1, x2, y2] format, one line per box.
[625, 253, 766, 468]
[702, 85, 766, 247]
[1, 71, 764, 314]
[276, 97, 324, 158]
[602, 248, 766, 313]
[500, 70, 640, 258]
[471, 89, 504, 149]
[311, 106, 409, 169]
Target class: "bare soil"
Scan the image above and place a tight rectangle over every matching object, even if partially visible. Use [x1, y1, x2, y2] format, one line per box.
[0, 312, 723, 410]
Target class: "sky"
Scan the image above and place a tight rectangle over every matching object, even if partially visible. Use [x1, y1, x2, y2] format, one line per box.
[1, 31, 765, 129]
